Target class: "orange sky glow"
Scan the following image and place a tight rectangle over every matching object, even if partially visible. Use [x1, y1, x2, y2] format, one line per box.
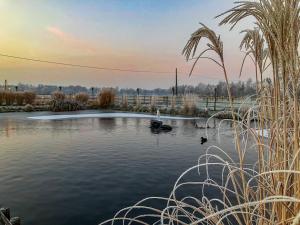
[0, 0, 256, 88]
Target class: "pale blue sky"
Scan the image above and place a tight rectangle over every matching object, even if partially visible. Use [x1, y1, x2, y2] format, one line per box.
[0, 0, 255, 88]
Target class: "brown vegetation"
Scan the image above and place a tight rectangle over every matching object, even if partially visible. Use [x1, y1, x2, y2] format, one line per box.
[98, 89, 115, 108]
[75, 92, 89, 105]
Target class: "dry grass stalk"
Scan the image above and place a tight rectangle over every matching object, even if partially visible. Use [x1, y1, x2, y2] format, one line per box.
[75, 92, 89, 105]
[23, 91, 36, 105]
[150, 96, 157, 111]
[100, 1, 300, 224]
[98, 89, 115, 109]
[122, 95, 128, 109]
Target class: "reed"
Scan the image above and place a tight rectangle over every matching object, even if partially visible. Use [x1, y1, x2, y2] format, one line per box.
[150, 96, 157, 112]
[182, 94, 198, 116]
[51, 91, 65, 102]
[122, 95, 128, 109]
[23, 91, 36, 105]
[75, 92, 89, 105]
[4, 92, 16, 106]
[100, 1, 300, 224]
[98, 88, 115, 109]
[0, 92, 5, 105]
[15, 92, 25, 106]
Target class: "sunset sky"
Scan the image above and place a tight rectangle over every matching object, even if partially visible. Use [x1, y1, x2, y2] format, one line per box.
[0, 0, 255, 88]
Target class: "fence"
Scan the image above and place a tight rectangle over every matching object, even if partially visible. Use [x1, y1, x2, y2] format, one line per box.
[32, 95, 256, 111]
[114, 95, 256, 111]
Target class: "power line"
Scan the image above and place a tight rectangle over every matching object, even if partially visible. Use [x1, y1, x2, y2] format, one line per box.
[0, 53, 240, 82]
[0, 53, 171, 74]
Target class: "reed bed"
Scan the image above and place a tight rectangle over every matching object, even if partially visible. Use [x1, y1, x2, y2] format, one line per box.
[100, 0, 300, 224]
[98, 88, 116, 109]
[0, 91, 36, 106]
[75, 92, 89, 105]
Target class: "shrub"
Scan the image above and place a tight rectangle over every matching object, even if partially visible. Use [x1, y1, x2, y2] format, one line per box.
[75, 92, 89, 105]
[51, 91, 65, 102]
[98, 89, 115, 108]
[50, 92, 81, 112]
[24, 104, 34, 112]
[50, 100, 80, 112]
[23, 91, 36, 105]
[87, 100, 99, 109]
[15, 92, 25, 106]
[0, 92, 5, 105]
[4, 92, 16, 105]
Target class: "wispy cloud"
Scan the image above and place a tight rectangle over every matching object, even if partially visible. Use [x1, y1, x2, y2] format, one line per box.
[46, 26, 96, 53]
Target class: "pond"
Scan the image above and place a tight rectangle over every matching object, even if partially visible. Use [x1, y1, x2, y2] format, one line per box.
[0, 111, 256, 225]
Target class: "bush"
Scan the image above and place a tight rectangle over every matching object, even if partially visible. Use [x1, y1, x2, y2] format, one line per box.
[98, 89, 115, 109]
[23, 91, 36, 105]
[75, 92, 89, 105]
[4, 92, 16, 105]
[51, 91, 65, 101]
[50, 91, 82, 112]
[24, 104, 34, 112]
[15, 92, 25, 106]
[0, 92, 5, 105]
[87, 100, 99, 109]
[50, 100, 80, 112]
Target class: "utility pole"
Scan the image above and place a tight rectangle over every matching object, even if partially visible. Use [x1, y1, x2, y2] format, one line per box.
[4, 80, 7, 91]
[175, 68, 178, 96]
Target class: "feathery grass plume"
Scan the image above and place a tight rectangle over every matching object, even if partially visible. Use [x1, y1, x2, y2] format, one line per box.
[98, 88, 115, 109]
[239, 28, 268, 92]
[51, 91, 65, 102]
[100, 1, 300, 224]
[75, 92, 89, 105]
[150, 95, 157, 112]
[23, 91, 36, 105]
[218, 0, 300, 223]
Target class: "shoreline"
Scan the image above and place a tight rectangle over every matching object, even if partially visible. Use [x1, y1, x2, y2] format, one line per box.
[0, 105, 238, 120]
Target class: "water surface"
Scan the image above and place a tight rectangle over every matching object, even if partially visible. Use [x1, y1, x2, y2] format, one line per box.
[0, 111, 255, 225]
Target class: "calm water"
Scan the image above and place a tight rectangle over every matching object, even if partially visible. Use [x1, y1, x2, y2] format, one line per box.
[0, 111, 255, 225]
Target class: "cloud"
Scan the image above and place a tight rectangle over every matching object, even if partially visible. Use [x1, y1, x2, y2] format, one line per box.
[46, 26, 96, 53]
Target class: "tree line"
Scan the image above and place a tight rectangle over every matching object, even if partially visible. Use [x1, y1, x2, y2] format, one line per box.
[0, 78, 256, 97]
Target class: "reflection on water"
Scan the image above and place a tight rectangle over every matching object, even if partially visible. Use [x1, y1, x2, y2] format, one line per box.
[0, 111, 256, 225]
[97, 118, 117, 132]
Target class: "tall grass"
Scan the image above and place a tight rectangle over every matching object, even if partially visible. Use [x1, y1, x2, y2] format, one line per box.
[15, 92, 25, 105]
[100, 1, 300, 224]
[75, 92, 89, 105]
[122, 95, 128, 109]
[182, 94, 198, 116]
[4, 92, 16, 106]
[23, 91, 36, 105]
[98, 89, 116, 109]
[150, 96, 157, 112]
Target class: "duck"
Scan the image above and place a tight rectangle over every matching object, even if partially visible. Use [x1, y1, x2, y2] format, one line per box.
[201, 137, 208, 145]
